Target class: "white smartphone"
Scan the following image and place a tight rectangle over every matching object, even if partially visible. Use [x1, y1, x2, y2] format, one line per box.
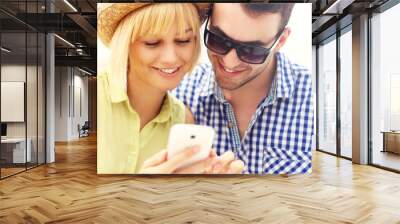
[166, 124, 215, 170]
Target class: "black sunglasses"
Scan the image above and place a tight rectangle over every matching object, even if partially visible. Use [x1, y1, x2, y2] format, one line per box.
[203, 16, 284, 64]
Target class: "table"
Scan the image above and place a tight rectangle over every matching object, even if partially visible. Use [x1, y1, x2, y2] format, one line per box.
[381, 131, 400, 154]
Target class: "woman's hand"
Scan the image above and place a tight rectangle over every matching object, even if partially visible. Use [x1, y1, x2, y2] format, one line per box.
[140, 147, 245, 174]
[139, 146, 216, 174]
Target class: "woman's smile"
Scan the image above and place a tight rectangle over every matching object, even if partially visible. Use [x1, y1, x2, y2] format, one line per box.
[152, 66, 181, 79]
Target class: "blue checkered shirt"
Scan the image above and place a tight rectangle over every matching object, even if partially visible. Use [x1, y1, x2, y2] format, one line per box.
[172, 52, 314, 174]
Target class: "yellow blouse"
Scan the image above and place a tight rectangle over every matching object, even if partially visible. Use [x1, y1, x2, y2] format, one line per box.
[97, 72, 186, 174]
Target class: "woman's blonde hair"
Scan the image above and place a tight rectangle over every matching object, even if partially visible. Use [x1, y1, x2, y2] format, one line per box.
[107, 3, 201, 91]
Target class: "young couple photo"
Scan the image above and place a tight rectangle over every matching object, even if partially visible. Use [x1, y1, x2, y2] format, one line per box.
[97, 3, 313, 175]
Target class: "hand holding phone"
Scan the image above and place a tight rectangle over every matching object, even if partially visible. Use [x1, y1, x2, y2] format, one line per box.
[166, 124, 215, 170]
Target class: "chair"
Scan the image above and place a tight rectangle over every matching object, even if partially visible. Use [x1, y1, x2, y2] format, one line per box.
[79, 121, 90, 138]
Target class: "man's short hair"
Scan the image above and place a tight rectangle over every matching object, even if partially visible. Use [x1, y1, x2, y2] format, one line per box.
[241, 3, 294, 31]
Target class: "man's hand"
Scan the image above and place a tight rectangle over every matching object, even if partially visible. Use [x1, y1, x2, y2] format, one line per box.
[139, 146, 215, 174]
[205, 151, 245, 174]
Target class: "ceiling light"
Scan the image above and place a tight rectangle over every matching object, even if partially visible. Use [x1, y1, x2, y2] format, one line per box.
[54, 34, 75, 48]
[1, 47, 11, 53]
[77, 67, 93, 76]
[322, 0, 354, 15]
[63, 0, 78, 12]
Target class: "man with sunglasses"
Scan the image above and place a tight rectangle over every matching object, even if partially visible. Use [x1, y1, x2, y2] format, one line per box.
[173, 3, 313, 174]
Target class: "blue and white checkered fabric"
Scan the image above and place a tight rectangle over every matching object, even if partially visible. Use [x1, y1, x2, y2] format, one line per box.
[172, 52, 314, 174]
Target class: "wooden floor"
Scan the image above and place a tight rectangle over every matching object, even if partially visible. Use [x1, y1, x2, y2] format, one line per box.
[1, 163, 44, 178]
[1, 135, 400, 224]
[1, 167, 26, 178]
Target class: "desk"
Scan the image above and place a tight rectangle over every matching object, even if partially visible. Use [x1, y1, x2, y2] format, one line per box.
[381, 131, 400, 155]
[1, 138, 31, 163]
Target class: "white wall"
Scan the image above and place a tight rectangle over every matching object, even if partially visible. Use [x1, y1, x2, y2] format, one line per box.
[55, 67, 89, 141]
[1, 65, 26, 81]
[55, 66, 69, 141]
[1, 64, 46, 163]
[1, 65, 31, 138]
[72, 73, 89, 138]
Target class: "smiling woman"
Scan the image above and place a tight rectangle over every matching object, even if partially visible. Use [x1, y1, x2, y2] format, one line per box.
[103, 3, 202, 93]
[128, 23, 197, 92]
[97, 3, 211, 174]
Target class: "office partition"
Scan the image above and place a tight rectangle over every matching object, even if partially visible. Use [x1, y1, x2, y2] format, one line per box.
[0, 0, 47, 179]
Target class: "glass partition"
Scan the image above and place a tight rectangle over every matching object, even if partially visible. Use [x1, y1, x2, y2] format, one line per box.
[371, 3, 400, 171]
[317, 36, 337, 155]
[38, 31, 45, 165]
[1, 29, 28, 178]
[339, 28, 352, 158]
[0, 0, 46, 179]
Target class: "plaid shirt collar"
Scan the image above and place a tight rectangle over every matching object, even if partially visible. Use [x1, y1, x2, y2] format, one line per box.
[199, 52, 295, 104]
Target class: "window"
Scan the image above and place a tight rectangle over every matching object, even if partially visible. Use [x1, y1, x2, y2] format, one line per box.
[317, 36, 337, 155]
[339, 28, 352, 158]
[371, 3, 400, 171]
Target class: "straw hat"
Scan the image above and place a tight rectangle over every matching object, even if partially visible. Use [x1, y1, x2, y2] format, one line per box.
[98, 3, 210, 47]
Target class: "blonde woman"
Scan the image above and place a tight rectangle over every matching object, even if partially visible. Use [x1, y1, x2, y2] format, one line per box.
[97, 3, 244, 174]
